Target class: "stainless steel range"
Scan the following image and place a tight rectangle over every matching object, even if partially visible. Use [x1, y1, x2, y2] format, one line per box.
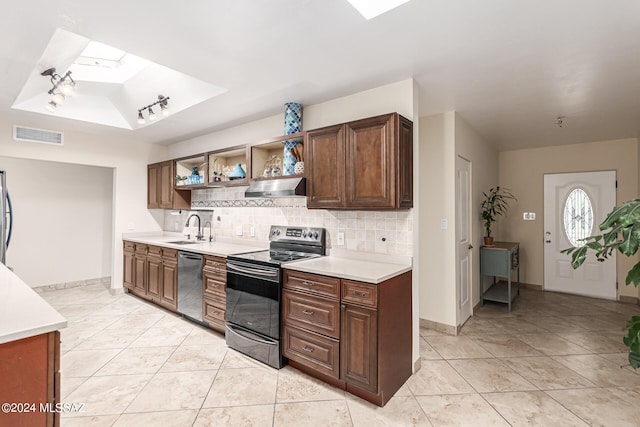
[225, 225, 327, 368]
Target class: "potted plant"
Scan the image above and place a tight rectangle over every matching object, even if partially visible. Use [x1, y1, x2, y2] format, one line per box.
[562, 199, 640, 368]
[481, 186, 516, 246]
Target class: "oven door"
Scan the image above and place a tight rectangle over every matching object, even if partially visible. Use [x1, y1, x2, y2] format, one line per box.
[226, 260, 281, 340]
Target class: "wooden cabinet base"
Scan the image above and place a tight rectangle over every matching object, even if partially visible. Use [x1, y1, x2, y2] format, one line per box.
[0, 331, 61, 427]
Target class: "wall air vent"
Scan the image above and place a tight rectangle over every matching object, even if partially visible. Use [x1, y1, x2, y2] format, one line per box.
[13, 125, 64, 146]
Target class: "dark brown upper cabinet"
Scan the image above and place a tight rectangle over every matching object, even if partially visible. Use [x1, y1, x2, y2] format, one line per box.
[147, 160, 191, 209]
[306, 113, 413, 210]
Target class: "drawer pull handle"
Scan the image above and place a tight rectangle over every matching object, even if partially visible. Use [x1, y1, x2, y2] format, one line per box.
[303, 346, 314, 353]
[302, 310, 315, 316]
[302, 281, 314, 287]
[351, 290, 368, 297]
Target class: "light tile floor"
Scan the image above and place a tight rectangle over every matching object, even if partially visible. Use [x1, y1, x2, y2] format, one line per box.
[37, 284, 640, 426]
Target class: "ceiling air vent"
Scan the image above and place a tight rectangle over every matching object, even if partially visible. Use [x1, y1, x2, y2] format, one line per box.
[13, 125, 64, 146]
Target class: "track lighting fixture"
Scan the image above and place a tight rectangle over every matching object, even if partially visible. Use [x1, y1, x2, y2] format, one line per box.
[136, 95, 170, 125]
[41, 67, 76, 112]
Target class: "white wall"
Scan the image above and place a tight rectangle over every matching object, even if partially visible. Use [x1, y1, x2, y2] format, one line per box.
[419, 112, 457, 327]
[1, 156, 112, 286]
[0, 117, 166, 290]
[454, 114, 499, 310]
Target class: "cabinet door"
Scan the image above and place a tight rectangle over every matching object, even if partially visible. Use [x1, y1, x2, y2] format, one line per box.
[134, 254, 147, 295]
[341, 304, 378, 393]
[159, 161, 174, 209]
[161, 259, 178, 310]
[397, 115, 413, 208]
[345, 114, 394, 208]
[147, 164, 160, 209]
[123, 250, 135, 290]
[147, 255, 162, 300]
[306, 124, 345, 209]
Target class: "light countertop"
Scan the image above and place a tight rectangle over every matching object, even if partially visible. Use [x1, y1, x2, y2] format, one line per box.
[0, 263, 67, 344]
[284, 255, 412, 284]
[122, 232, 268, 257]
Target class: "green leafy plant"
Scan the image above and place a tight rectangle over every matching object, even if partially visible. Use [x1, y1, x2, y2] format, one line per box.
[481, 187, 517, 238]
[561, 198, 640, 368]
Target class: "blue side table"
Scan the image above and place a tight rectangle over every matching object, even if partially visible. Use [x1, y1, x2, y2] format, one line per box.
[480, 242, 520, 312]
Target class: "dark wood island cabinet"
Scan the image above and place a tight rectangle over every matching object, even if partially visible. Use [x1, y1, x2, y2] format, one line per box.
[282, 269, 412, 406]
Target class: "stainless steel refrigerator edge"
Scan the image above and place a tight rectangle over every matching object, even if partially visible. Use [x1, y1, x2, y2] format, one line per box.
[177, 251, 204, 323]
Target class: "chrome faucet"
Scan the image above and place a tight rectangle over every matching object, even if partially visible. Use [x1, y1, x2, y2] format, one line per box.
[185, 213, 204, 241]
[204, 221, 214, 242]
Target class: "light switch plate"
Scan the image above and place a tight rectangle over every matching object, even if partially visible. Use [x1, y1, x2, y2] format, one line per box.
[523, 212, 536, 220]
[440, 218, 448, 230]
[337, 232, 345, 246]
[235, 226, 243, 236]
[250, 226, 255, 237]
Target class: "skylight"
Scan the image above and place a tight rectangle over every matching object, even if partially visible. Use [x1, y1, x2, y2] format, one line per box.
[75, 41, 126, 68]
[346, 0, 410, 20]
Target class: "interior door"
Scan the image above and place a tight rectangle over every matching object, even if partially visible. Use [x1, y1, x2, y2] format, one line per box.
[543, 171, 616, 299]
[456, 156, 472, 324]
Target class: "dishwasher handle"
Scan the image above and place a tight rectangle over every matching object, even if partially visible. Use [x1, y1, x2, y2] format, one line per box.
[179, 252, 202, 261]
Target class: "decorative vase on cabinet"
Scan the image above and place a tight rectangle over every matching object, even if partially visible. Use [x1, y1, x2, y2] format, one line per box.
[283, 102, 302, 175]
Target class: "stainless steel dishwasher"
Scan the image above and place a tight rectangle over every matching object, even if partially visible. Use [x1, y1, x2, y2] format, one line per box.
[177, 251, 203, 323]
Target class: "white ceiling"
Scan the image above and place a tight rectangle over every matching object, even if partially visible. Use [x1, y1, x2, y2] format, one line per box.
[2, 0, 639, 150]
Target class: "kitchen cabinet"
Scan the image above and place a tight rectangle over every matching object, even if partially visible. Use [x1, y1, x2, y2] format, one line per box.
[208, 145, 250, 186]
[123, 241, 178, 312]
[0, 331, 60, 427]
[160, 248, 178, 310]
[250, 132, 305, 179]
[282, 269, 412, 406]
[306, 113, 413, 210]
[202, 255, 227, 333]
[147, 160, 191, 209]
[123, 241, 135, 290]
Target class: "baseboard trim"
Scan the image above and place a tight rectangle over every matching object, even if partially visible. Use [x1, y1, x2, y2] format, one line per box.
[33, 276, 111, 292]
[419, 318, 457, 336]
[413, 357, 421, 373]
[619, 295, 640, 305]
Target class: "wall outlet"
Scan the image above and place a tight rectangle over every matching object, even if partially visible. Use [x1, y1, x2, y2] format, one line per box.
[337, 232, 345, 246]
[235, 226, 243, 236]
[127, 222, 135, 231]
[250, 226, 255, 237]
[440, 218, 448, 230]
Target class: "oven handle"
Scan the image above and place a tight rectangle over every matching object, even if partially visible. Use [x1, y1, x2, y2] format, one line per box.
[227, 262, 279, 280]
[226, 323, 278, 345]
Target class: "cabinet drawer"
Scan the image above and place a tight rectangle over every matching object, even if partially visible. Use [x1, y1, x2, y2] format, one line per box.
[283, 325, 340, 379]
[148, 245, 162, 256]
[203, 273, 226, 299]
[134, 243, 148, 254]
[283, 290, 340, 339]
[284, 271, 340, 299]
[162, 247, 178, 259]
[204, 256, 226, 279]
[203, 297, 226, 324]
[124, 241, 135, 251]
[342, 281, 377, 308]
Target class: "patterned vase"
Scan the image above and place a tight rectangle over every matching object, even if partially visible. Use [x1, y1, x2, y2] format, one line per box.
[283, 102, 302, 175]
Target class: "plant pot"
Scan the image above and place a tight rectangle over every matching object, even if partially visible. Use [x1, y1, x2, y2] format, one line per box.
[484, 236, 494, 246]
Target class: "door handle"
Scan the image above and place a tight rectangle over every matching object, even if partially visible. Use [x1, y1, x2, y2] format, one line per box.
[468, 244, 474, 250]
[545, 239, 551, 243]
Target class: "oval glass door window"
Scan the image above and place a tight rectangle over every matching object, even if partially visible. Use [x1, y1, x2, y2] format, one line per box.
[563, 188, 594, 247]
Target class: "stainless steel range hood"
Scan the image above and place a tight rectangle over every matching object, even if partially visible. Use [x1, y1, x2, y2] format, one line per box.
[245, 177, 306, 198]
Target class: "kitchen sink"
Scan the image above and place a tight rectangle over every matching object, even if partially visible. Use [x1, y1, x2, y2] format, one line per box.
[167, 240, 198, 245]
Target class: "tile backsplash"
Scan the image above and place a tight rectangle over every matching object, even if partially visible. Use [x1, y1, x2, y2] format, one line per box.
[163, 187, 413, 256]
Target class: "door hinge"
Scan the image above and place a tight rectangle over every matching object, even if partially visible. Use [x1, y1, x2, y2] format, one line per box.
[616, 180, 618, 188]
[616, 281, 619, 289]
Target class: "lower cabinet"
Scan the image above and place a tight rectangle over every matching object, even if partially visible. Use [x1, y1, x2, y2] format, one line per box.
[122, 241, 178, 312]
[202, 255, 227, 333]
[0, 331, 61, 427]
[282, 269, 412, 407]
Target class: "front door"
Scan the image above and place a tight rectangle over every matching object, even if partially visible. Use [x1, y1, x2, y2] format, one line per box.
[456, 156, 472, 324]
[543, 171, 616, 299]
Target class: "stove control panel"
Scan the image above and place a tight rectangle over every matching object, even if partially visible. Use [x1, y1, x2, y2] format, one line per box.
[270, 225, 325, 244]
